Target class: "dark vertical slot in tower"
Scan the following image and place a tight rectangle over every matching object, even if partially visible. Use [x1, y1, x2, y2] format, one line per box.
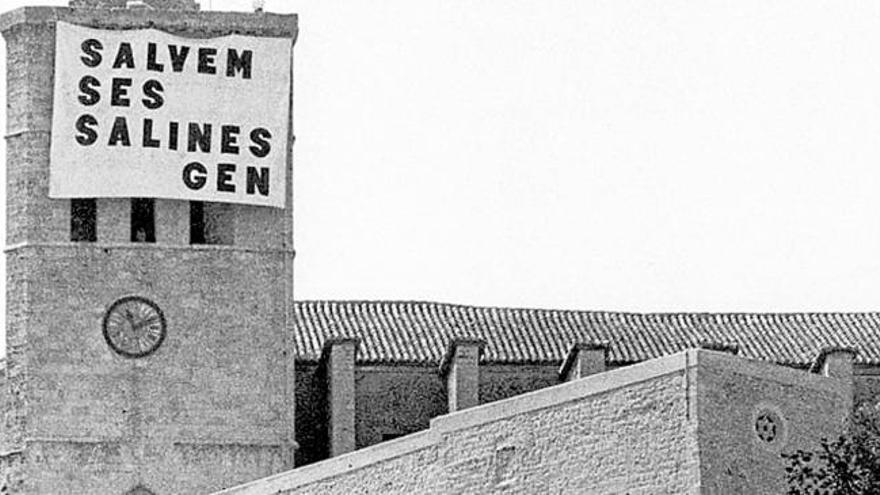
[190, 201, 234, 245]
[70, 198, 96, 242]
[190, 201, 206, 244]
[131, 198, 156, 243]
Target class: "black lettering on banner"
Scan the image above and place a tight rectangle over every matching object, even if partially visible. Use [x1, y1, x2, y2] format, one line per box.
[142, 119, 160, 148]
[198, 47, 217, 75]
[221, 125, 240, 154]
[246, 167, 270, 196]
[146, 42, 164, 72]
[75, 114, 98, 146]
[81, 39, 103, 67]
[249, 128, 272, 158]
[226, 49, 253, 79]
[112, 42, 135, 69]
[168, 45, 190, 72]
[108, 116, 131, 146]
[182, 162, 208, 190]
[168, 122, 179, 151]
[111, 77, 133, 107]
[187, 123, 212, 153]
[78, 75, 101, 106]
[142, 80, 165, 110]
[216, 163, 236, 192]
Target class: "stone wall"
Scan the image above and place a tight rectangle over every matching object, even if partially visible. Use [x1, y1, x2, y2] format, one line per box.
[854, 372, 880, 407]
[1, 6, 298, 493]
[220, 351, 705, 494]
[293, 358, 880, 470]
[293, 362, 564, 464]
[0, 451, 24, 494]
[478, 363, 560, 404]
[8, 245, 295, 493]
[0, 364, 21, 493]
[697, 351, 855, 494]
[355, 365, 446, 448]
[430, 369, 699, 494]
[294, 363, 327, 466]
[69, 0, 200, 10]
[222, 350, 852, 495]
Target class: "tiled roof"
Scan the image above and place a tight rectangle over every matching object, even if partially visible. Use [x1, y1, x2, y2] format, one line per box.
[292, 301, 880, 366]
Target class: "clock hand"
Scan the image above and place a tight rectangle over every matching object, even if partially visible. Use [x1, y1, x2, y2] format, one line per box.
[122, 310, 137, 329]
[117, 312, 137, 339]
[132, 315, 161, 332]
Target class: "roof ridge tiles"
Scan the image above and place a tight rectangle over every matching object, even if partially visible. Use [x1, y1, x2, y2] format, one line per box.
[290, 300, 880, 365]
[294, 300, 880, 318]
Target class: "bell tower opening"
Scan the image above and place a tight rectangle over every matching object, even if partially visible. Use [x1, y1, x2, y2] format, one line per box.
[130, 198, 156, 243]
[70, 198, 97, 242]
[189, 201, 234, 245]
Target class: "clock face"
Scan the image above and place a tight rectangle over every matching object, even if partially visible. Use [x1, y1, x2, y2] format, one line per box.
[102, 296, 166, 358]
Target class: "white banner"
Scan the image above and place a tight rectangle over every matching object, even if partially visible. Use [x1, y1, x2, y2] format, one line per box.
[50, 22, 292, 208]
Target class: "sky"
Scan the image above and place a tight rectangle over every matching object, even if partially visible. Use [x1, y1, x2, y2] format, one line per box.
[4, 0, 880, 344]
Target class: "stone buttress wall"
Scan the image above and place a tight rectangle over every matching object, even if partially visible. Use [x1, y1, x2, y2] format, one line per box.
[696, 351, 850, 494]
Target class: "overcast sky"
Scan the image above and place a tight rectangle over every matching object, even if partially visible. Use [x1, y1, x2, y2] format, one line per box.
[3, 0, 880, 352]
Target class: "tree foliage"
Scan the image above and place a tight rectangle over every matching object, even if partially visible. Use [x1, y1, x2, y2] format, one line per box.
[782, 403, 880, 495]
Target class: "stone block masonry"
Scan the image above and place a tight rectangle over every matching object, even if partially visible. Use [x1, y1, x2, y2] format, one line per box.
[218, 349, 850, 495]
[559, 341, 608, 382]
[1, 5, 297, 493]
[440, 338, 485, 413]
[322, 338, 358, 457]
[69, 0, 200, 9]
[697, 350, 852, 494]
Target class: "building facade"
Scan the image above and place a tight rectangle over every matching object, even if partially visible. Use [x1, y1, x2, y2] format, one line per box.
[224, 348, 861, 495]
[0, 2, 297, 493]
[1, 1, 879, 494]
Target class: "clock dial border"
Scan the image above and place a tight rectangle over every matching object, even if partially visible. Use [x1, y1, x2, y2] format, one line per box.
[102, 296, 167, 358]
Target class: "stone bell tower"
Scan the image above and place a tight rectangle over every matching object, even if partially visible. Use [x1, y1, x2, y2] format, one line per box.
[0, 1, 297, 493]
